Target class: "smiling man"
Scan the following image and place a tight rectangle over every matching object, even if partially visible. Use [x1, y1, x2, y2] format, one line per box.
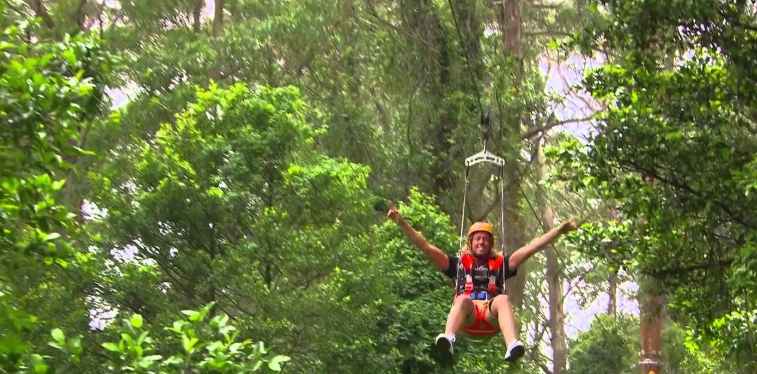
[387, 207, 577, 363]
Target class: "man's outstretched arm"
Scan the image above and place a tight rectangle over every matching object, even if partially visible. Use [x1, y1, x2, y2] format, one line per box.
[508, 219, 577, 271]
[388, 206, 449, 272]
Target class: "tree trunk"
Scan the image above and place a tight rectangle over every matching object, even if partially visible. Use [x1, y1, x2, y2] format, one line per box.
[457, 0, 484, 95]
[430, 24, 454, 197]
[607, 268, 618, 317]
[213, 0, 225, 37]
[410, 0, 484, 212]
[193, 0, 205, 33]
[25, 0, 56, 29]
[27, 0, 94, 226]
[639, 277, 664, 374]
[498, 0, 528, 309]
[500, 0, 523, 64]
[637, 174, 664, 374]
[536, 139, 567, 374]
[209, 0, 225, 81]
[608, 205, 620, 317]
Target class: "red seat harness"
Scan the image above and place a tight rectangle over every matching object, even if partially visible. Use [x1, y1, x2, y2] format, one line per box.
[454, 254, 505, 338]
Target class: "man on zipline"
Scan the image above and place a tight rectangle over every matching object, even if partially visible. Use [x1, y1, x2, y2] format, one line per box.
[387, 206, 577, 363]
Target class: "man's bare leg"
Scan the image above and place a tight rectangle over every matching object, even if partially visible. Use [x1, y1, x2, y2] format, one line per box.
[446, 295, 474, 335]
[489, 294, 525, 362]
[435, 295, 474, 357]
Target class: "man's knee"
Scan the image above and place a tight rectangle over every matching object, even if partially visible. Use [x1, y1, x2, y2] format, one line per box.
[489, 294, 511, 314]
[492, 294, 510, 305]
[453, 295, 474, 310]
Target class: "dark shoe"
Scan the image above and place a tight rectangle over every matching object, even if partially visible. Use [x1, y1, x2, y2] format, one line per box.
[434, 333, 454, 359]
[504, 340, 525, 363]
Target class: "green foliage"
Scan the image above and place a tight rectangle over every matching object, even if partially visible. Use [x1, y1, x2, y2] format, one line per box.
[568, 314, 732, 374]
[567, 314, 638, 374]
[87, 82, 378, 372]
[549, 0, 757, 364]
[99, 303, 289, 373]
[0, 19, 288, 374]
[369, 188, 459, 372]
[661, 323, 720, 374]
[32, 303, 290, 373]
[14, 0, 742, 371]
[0, 19, 108, 371]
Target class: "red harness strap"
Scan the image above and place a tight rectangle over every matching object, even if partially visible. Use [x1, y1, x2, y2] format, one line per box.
[458, 254, 504, 299]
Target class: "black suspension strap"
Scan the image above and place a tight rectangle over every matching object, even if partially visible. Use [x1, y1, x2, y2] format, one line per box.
[500, 165, 506, 252]
[458, 166, 470, 253]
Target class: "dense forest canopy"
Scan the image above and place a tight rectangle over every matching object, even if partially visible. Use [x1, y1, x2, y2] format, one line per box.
[1, 0, 755, 373]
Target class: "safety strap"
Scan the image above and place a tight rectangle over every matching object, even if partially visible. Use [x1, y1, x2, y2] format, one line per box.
[498, 164, 506, 294]
[458, 166, 470, 252]
[455, 166, 470, 294]
[455, 255, 504, 300]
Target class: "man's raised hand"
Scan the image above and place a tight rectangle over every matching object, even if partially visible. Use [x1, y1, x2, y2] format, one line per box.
[560, 218, 578, 233]
[387, 203, 402, 223]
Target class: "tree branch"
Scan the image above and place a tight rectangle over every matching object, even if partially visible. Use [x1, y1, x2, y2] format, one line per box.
[25, 0, 55, 29]
[630, 162, 756, 230]
[532, 4, 567, 10]
[529, 320, 554, 374]
[522, 114, 594, 140]
[555, 62, 603, 112]
[524, 31, 571, 37]
[561, 268, 590, 305]
[537, 360, 555, 374]
[644, 259, 733, 278]
[74, 0, 88, 30]
[360, 0, 434, 49]
[532, 0, 569, 9]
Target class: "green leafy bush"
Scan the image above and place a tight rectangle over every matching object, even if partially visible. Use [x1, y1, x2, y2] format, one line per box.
[46, 303, 290, 373]
[0, 18, 289, 373]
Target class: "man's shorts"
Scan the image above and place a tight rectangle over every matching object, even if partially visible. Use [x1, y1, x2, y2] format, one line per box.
[461, 299, 499, 339]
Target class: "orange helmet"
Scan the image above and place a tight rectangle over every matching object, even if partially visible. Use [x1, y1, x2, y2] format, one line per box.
[467, 222, 494, 237]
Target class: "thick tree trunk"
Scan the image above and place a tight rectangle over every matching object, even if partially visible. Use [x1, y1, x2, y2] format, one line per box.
[536, 140, 567, 374]
[457, 0, 484, 94]
[498, 0, 528, 309]
[193, 0, 205, 33]
[431, 0, 483, 202]
[404, 0, 485, 214]
[500, 0, 523, 65]
[639, 278, 664, 374]
[25, 0, 56, 29]
[209, 0, 225, 81]
[430, 13, 454, 196]
[213, 0, 225, 37]
[400, 0, 455, 201]
[637, 174, 664, 374]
